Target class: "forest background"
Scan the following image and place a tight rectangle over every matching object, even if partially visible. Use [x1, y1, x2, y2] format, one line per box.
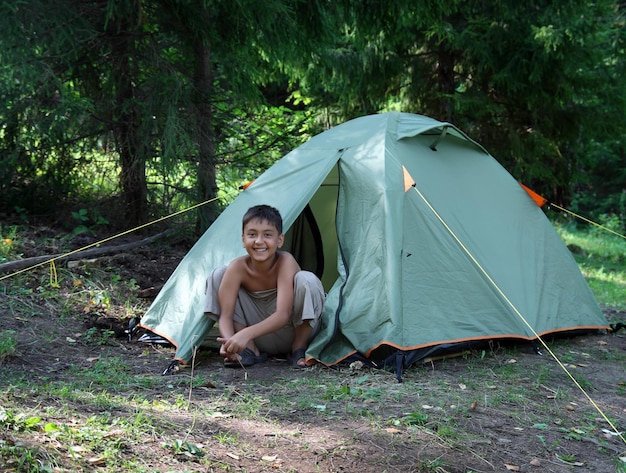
[2, 4, 626, 470]
[1, 0, 625, 236]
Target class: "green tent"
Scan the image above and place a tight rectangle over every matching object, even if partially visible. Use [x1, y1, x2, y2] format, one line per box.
[139, 112, 608, 373]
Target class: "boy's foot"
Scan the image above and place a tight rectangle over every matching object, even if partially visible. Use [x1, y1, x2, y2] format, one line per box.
[291, 348, 309, 369]
[224, 348, 268, 368]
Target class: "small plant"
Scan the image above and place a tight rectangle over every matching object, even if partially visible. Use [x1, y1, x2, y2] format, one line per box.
[401, 411, 429, 426]
[83, 327, 116, 345]
[165, 439, 205, 458]
[322, 383, 352, 400]
[556, 452, 579, 463]
[572, 373, 594, 391]
[13, 206, 28, 223]
[0, 225, 19, 263]
[0, 441, 46, 473]
[0, 330, 17, 363]
[71, 208, 109, 236]
[214, 431, 238, 445]
[419, 459, 447, 472]
[0, 408, 43, 432]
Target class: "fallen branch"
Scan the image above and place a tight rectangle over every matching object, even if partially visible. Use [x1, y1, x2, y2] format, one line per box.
[0, 229, 174, 275]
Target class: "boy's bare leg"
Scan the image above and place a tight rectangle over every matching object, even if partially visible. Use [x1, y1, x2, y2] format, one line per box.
[291, 322, 313, 367]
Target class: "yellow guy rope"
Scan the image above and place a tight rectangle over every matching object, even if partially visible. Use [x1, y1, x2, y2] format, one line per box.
[550, 203, 626, 241]
[0, 196, 223, 283]
[411, 185, 626, 446]
[49, 260, 59, 288]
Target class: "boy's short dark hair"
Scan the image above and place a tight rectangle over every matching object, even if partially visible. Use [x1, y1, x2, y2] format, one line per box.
[242, 205, 283, 234]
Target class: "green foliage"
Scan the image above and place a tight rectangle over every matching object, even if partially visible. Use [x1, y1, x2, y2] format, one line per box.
[0, 408, 54, 472]
[571, 138, 626, 231]
[83, 328, 116, 346]
[554, 219, 626, 309]
[0, 225, 19, 263]
[0, 0, 323, 228]
[213, 106, 314, 205]
[298, 0, 626, 202]
[0, 330, 17, 363]
[0, 0, 625, 235]
[165, 439, 205, 458]
[0, 408, 42, 432]
[71, 208, 110, 236]
[0, 441, 49, 473]
[0, 0, 102, 216]
[400, 411, 429, 426]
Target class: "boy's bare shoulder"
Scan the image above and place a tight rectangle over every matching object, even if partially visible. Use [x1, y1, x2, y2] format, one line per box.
[225, 255, 249, 273]
[230, 255, 249, 265]
[277, 251, 300, 271]
[277, 250, 295, 260]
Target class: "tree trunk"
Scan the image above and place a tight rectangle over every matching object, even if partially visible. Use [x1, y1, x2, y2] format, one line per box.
[193, 8, 218, 232]
[118, 114, 148, 227]
[436, 43, 456, 123]
[108, 6, 148, 228]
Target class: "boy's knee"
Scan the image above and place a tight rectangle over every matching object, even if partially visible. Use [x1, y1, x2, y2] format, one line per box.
[211, 265, 228, 283]
[294, 271, 322, 289]
[204, 265, 228, 317]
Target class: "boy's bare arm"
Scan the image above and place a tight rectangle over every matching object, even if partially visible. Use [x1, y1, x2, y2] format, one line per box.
[217, 263, 241, 339]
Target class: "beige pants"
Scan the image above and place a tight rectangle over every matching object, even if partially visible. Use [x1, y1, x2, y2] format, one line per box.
[204, 266, 324, 355]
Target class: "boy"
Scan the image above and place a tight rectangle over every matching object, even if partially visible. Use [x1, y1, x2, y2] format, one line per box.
[204, 205, 325, 368]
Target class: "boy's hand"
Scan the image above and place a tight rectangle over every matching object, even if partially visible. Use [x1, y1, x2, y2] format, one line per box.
[218, 343, 238, 361]
[217, 331, 251, 357]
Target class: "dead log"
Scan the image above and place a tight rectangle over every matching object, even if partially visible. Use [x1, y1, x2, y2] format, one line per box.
[0, 230, 174, 275]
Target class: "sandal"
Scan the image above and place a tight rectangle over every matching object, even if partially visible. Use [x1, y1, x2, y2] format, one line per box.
[291, 348, 310, 369]
[224, 348, 268, 368]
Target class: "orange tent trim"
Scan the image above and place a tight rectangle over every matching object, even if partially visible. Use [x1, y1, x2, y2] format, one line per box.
[402, 166, 415, 192]
[520, 183, 547, 207]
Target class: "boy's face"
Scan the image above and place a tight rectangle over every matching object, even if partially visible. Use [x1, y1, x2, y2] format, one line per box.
[242, 218, 284, 261]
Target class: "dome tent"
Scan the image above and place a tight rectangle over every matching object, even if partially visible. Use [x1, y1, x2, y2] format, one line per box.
[138, 112, 607, 377]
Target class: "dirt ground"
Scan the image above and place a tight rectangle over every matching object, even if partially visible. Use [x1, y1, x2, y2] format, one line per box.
[2, 234, 626, 472]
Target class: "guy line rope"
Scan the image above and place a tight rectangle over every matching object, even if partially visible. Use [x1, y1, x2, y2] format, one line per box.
[0, 195, 224, 283]
[410, 184, 626, 447]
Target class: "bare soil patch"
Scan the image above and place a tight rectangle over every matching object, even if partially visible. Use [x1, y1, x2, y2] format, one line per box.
[1, 232, 626, 472]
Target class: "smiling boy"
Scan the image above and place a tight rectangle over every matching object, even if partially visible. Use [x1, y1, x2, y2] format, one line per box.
[204, 205, 325, 368]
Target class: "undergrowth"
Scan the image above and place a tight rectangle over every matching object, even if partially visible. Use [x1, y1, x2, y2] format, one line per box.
[1, 222, 626, 472]
[554, 219, 626, 310]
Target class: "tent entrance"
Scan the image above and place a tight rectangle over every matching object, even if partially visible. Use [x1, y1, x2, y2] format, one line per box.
[283, 204, 325, 279]
[283, 164, 340, 291]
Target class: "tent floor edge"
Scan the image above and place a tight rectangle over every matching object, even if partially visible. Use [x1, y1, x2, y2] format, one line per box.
[162, 359, 180, 376]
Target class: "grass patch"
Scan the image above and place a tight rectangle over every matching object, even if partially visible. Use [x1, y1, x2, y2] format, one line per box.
[0, 330, 17, 363]
[1, 343, 623, 472]
[1, 222, 626, 472]
[555, 221, 626, 310]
